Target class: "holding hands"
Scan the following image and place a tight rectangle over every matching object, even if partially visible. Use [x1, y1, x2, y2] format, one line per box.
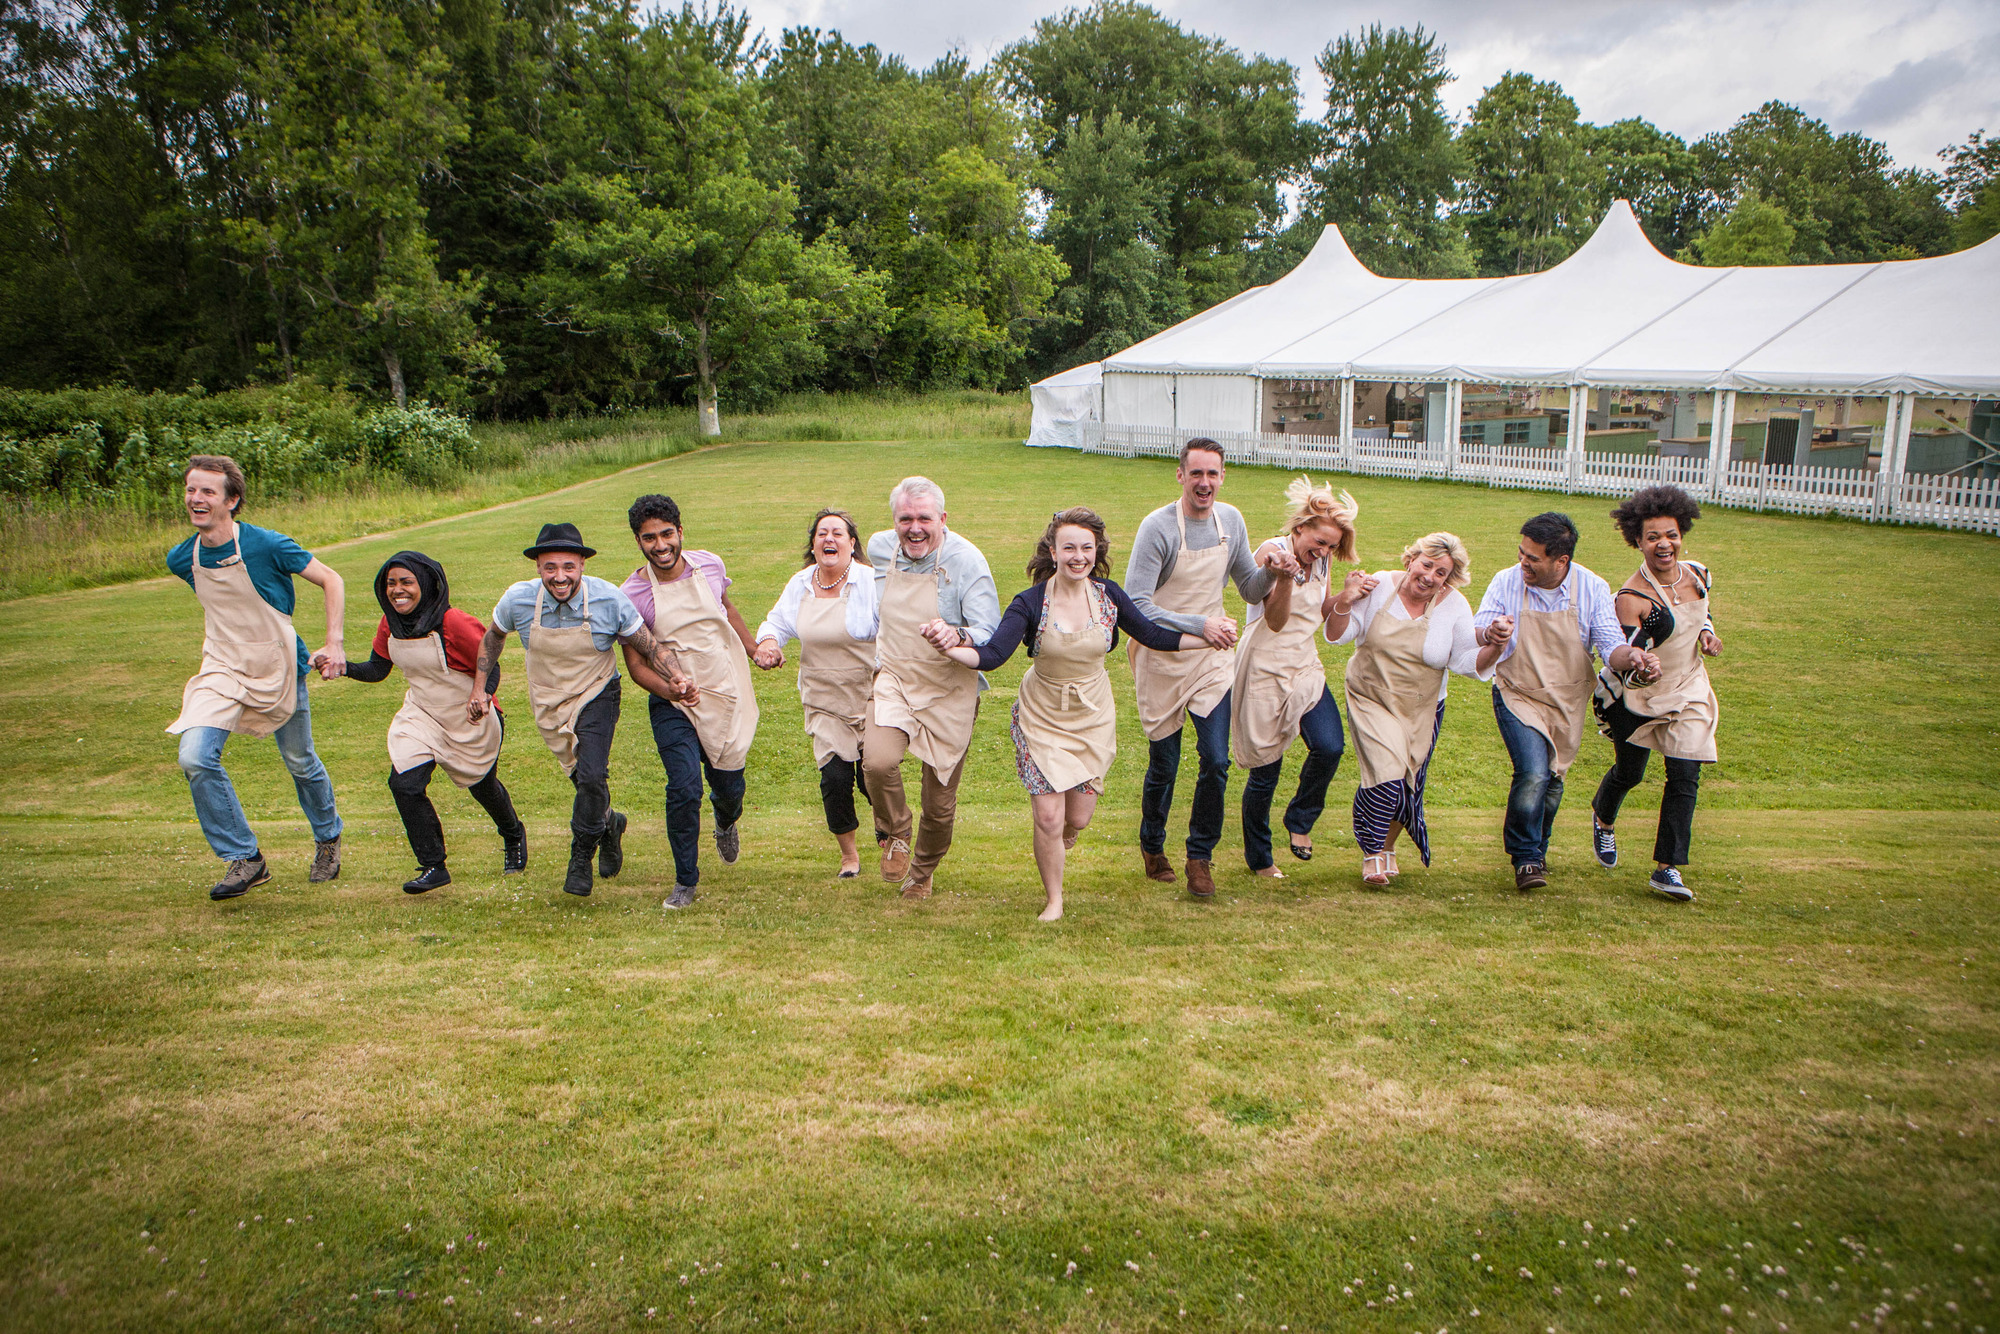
[1482, 613, 1515, 649]
[1257, 543, 1301, 577]
[1200, 615, 1238, 650]
[752, 638, 785, 670]
[1331, 569, 1378, 615]
[311, 647, 345, 680]
[466, 691, 495, 724]
[919, 617, 965, 655]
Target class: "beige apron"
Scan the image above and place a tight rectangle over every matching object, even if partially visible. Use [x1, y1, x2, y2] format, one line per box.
[1495, 582, 1593, 779]
[1016, 582, 1117, 793]
[386, 631, 503, 787]
[1344, 574, 1447, 788]
[646, 563, 759, 771]
[1621, 567, 1719, 762]
[168, 530, 300, 739]
[871, 563, 981, 784]
[796, 574, 873, 766]
[1129, 504, 1235, 741]
[1229, 541, 1330, 769]
[524, 581, 617, 775]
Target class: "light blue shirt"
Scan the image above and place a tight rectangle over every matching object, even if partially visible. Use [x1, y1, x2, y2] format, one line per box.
[491, 575, 643, 656]
[1474, 563, 1627, 667]
[865, 527, 1001, 646]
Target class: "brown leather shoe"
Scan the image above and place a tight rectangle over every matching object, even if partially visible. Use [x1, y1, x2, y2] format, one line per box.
[1515, 862, 1548, 891]
[1142, 850, 1177, 883]
[881, 837, 911, 883]
[900, 871, 933, 901]
[1185, 858, 1216, 899]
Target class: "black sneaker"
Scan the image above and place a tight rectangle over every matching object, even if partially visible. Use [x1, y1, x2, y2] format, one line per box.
[597, 811, 626, 878]
[714, 823, 740, 865]
[661, 884, 698, 910]
[1649, 866, 1694, 901]
[403, 864, 451, 894]
[1592, 820, 1618, 869]
[563, 843, 595, 897]
[210, 856, 270, 901]
[502, 828, 528, 875]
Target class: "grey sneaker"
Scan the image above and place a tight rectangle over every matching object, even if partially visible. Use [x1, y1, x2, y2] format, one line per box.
[210, 856, 270, 901]
[662, 884, 698, 910]
[714, 823, 740, 865]
[1649, 866, 1694, 901]
[309, 836, 342, 883]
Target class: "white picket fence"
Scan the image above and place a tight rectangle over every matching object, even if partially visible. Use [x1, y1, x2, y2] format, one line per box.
[1073, 422, 2000, 535]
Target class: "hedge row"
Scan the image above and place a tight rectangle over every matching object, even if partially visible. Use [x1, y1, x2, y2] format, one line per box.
[0, 385, 479, 504]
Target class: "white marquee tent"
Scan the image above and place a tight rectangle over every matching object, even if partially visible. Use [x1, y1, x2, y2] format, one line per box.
[1026, 202, 2000, 529]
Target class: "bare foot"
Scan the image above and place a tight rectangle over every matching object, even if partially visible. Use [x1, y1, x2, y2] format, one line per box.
[839, 854, 861, 877]
[1038, 897, 1064, 921]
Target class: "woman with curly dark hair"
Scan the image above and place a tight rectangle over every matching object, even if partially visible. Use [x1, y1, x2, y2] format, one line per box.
[1590, 484, 1722, 902]
[923, 507, 1204, 920]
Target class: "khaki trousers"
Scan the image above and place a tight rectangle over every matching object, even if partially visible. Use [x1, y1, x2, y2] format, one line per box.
[862, 713, 970, 878]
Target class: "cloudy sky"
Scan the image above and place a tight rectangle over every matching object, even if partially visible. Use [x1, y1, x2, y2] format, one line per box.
[732, 0, 1999, 170]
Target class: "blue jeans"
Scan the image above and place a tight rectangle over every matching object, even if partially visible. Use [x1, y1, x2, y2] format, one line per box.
[1138, 694, 1232, 861]
[1493, 686, 1562, 867]
[1241, 686, 1345, 871]
[647, 695, 746, 888]
[177, 672, 342, 861]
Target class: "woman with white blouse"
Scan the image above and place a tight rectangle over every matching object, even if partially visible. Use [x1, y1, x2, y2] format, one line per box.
[752, 509, 882, 878]
[1330, 532, 1505, 886]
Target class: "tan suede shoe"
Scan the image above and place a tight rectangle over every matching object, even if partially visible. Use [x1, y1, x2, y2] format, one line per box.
[1142, 850, 1177, 883]
[900, 871, 933, 901]
[1184, 858, 1216, 899]
[881, 837, 911, 883]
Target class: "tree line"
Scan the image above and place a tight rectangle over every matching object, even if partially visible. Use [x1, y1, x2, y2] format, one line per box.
[4, 1, 1997, 429]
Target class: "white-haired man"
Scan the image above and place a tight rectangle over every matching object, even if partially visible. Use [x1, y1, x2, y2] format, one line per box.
[862, 476, 1000, 899]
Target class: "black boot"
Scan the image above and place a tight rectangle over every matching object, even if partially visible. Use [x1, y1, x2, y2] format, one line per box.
[503, 827, 528, 875]
[404, 864, 451, 894]
[597, 810, 627, 878]
[563, 838, 596, 896]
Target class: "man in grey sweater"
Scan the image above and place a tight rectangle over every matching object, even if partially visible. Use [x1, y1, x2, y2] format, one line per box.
[1122, 438, 1284, 897]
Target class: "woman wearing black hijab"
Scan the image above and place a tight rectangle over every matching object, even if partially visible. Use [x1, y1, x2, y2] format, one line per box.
[339, 552, 526, 891]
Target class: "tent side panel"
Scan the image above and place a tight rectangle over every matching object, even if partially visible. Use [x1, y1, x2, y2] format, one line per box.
[1104, 372, 1178, 429]
[1174, 375, 1259, 434]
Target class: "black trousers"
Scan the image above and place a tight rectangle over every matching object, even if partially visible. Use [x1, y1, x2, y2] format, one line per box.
[1591, 738, 1702, 867]
[819, 754, 868, 835]
[568, 677, 621, 845]
[387, 760, 523, 869]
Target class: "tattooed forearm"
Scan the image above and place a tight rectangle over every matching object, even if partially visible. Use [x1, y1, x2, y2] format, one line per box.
[475, 625, 506, 684]
[622, 624, 686, 684]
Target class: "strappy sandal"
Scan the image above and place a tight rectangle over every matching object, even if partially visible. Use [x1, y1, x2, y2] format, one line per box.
[1385, 851, 1400, 878]
[1362, 853, 1391, 886]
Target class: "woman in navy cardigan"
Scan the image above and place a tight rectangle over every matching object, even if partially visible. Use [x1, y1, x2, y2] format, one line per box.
[924, 507, 1204, 919]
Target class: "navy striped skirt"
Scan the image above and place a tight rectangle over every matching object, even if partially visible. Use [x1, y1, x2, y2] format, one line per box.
[1351, 698, 1447, 865]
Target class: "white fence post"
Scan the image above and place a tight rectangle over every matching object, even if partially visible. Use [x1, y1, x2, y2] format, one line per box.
[1706, 390, 1735, 500]
[1565, 386, 1586, 491]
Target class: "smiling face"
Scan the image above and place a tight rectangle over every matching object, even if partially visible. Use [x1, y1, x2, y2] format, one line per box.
[383, 566, 422, 616]
[183, 468, 236, 536]
[537, 552, 585, 602]
[1289, 518, 1347, 569]
[812, 515, 854, 570]
[1518, 535, 1570, 590]
[1403, 548, 1456, 601]
[636, 517, 684, 576]
[893, 496, 946, 561]
[1639, 515, 1683, 573]
[1052, 524, 1098, 584]
[1178, 448, 1224, 517]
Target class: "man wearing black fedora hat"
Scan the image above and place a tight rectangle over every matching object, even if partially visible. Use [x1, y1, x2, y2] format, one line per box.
[473, 522, 697, 897]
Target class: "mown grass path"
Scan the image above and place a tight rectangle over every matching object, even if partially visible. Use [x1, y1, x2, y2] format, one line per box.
[1, 439, 1995, 1331]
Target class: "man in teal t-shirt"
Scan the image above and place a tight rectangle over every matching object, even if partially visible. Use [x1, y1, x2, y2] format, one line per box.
[167, 454, 348, 901]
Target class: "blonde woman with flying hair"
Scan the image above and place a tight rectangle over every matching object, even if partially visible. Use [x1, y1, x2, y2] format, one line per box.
[1332, 530, 1506, 886]
[1230, 477, 1362, 878]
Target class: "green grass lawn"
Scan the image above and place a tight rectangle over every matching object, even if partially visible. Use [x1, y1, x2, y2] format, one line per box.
[1, 437, 1996, 1332]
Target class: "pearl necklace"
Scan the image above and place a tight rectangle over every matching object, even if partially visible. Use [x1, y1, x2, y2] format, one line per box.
[813, 561, 845, 592]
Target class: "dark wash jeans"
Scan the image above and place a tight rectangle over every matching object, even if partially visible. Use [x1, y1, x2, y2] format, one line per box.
[1138, 695, 1231, 862]
[1241, 686, 1345, 871]
[647, 694, 746, 888]
[1492, 685, 1562, 867]
[567, 676, 621, 846]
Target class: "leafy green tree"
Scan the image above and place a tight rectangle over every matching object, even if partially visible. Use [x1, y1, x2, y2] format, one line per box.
[1940, 129, 2000, 250]
[1585, 117, 1701, 255]
[998, 1, 1309, 311]
[1693, 102, 1952, 262]
[1304, 24, 1470, 278]
[1681, 196, 1796, 266]
[762, 34, 1062, 388]
[540, 4, 885, 434]
[1459, 72, 1595, 275]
